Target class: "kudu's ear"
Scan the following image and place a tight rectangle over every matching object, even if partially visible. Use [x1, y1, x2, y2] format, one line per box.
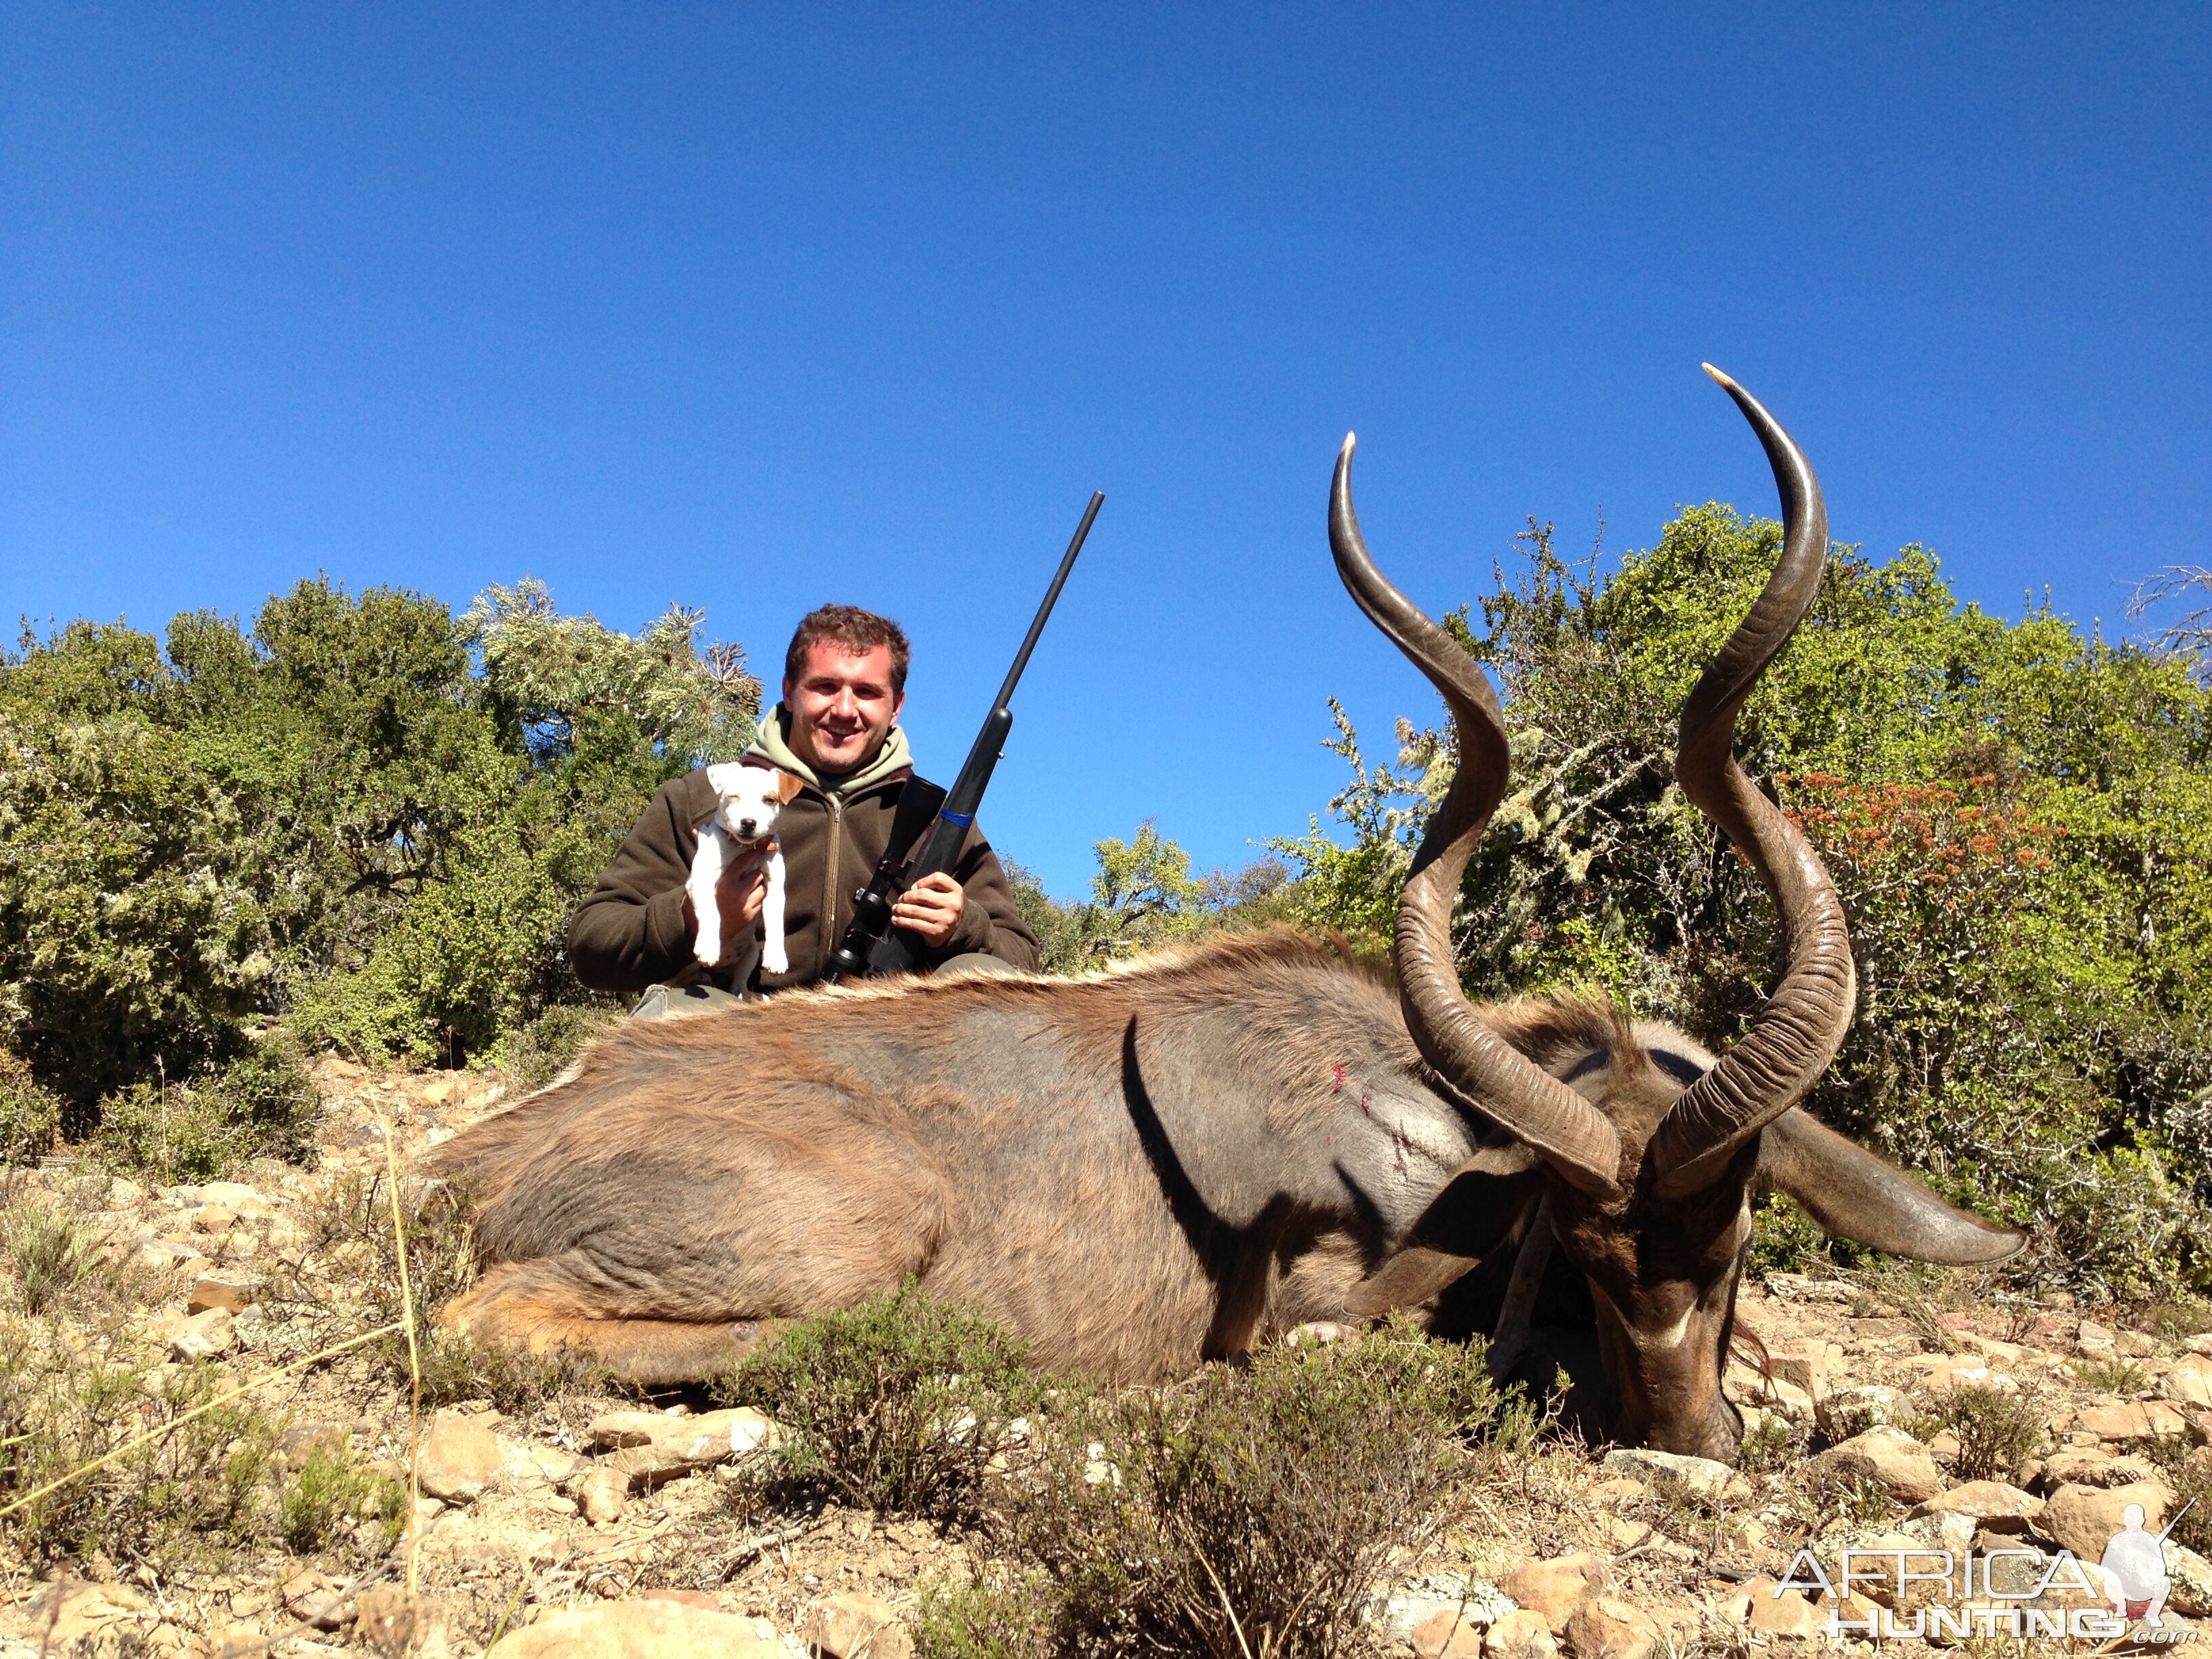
[1759, 1108, 2027, 1265]
[1344, 1142, 1543, 1316]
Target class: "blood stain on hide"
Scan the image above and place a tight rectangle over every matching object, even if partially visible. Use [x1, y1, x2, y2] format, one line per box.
[1331, 1063, 1347, 1092]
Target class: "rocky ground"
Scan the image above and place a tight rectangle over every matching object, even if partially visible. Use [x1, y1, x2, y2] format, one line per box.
[3, 1057, 2210, 1658]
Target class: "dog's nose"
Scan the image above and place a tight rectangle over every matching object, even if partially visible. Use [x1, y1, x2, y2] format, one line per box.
[736, 819, 758, 837]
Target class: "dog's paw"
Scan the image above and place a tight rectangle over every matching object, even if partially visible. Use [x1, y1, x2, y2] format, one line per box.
[762, 938, 789, 975]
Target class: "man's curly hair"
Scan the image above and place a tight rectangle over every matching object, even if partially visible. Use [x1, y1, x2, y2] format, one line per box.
[783, 605, 911, 697]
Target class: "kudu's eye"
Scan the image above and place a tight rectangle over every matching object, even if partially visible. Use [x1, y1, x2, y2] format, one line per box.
[1649, 1050, 1706, 1086]
[1561, 1049, 1611, 1085]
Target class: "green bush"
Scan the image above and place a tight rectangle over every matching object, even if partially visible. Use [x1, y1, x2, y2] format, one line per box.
[91, 1040, 319, 1182]
[3, 1202, 100, 1315]
[716, 1284, 1045, 1524]
[0, 1054, 60, 1164]
[277, 1446, 407, 1557]
[998, 1322, 1513, 1659]
[491, 1000, 621, 1093]
[1914, 1384, 2046, 1483]
[0, 1315, 279, 1570]
[0, 579, 758, 1114]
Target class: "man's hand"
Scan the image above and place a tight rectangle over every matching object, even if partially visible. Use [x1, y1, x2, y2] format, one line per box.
[891, 871, 966, 949]
[681, 842, 773, 968]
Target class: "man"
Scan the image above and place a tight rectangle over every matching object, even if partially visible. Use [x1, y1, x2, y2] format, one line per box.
[569, 605, 1040, 1013]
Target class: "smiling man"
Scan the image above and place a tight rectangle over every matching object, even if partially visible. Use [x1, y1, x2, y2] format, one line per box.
[569, 604, 1040, 1012]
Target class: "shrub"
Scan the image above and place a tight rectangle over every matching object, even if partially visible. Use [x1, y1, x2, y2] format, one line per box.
[715, 1284, 1045, 1524]
[3, 1202, 101, 1315]
[278, 1446, 407, 1557]
[0, 1054, 60, 1164]
[1000, 1322, 1511, 1659]
[2138, 1437, 2212, 1555]
[2070, 1356, 2150, 1396]
[0, 1316, 279, 1570]
[1914, 1384, 2045, 1482]
[491, 1001, 621, 1093]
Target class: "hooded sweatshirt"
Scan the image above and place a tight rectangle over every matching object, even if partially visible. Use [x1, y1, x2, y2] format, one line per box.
[566, 705, 1040, 993]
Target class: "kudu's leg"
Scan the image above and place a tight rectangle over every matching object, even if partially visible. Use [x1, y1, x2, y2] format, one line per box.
[439, 1260, 783, 1386]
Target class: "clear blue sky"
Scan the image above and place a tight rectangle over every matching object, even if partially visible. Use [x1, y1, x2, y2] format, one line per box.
[5, 6, 2207, 897]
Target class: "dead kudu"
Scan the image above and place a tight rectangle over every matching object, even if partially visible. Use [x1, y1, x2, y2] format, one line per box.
[433, 367, 2023, 1460]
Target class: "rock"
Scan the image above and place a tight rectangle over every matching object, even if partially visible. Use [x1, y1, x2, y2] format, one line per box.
[1739, 1580, 1825, 1641]
[169, 1306, 236, 1361]
[2077, 1319, 2116, 1356]
[1382, 1582, 1516, 1645]
[30, 1580, 153, 1650]
[1411, 1607, 1485, 1659]
[489, 1599, 784, 1658]
[1601, 1448, 1736, 1502]
[415, 1409, 502, 1502]
[2073, 1400, 2188, 1439]
[2039, 1479, 2172, 1559]
[1811, 1428, 1946, 1504]
[187, 1275, 255, 1315]
[2160, 1353, 2212, 1408]
[2169, 1545, 2212, 1617]
[108, 1176, 145, 1206]
[282, 1568, 350, 1631]
[1910, 1481, 2043, 1531]
[1500, 1554, 1610, 1635]
[354, 1588, 456, 1658]
[195, 1180, 270, 1216]
[1816, 1384, 1910, 1440]
[2118, 1330, 2158, 1357]
[596, 1406, 780, 1489]
[2038, 1446, 2160, 1490]
[280, 1420, 351, 1464]
[577, 1464, 627, 1525]
[420, 1076, 459, 1105]
[1562, 1597, 1660, 1659]
[1767, 1340, 1839, 1398]
[1483, 1608, 1561, 1659]
[1957, 1333, 2024, 1364]
[2186, 1332, 2212, 1357]
[803, 1592, 914, 1659]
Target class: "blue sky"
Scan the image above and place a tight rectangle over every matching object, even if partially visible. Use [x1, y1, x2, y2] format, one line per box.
[4, 5, 2207, 897]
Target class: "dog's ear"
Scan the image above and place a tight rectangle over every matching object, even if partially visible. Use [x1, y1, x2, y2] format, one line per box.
[774, 770, 805, 805]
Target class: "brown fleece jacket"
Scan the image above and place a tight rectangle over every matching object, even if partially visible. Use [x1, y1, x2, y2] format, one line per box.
[567, 765, 1040, 993]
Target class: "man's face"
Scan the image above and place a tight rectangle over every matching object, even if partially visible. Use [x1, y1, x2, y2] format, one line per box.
[783, 641, 904, 776]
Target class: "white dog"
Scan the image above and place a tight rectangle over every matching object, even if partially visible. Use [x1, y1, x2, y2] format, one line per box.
[688, 762, 803, 982]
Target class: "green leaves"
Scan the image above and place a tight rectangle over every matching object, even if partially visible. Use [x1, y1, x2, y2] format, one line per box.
[0, 576, 751, 1122]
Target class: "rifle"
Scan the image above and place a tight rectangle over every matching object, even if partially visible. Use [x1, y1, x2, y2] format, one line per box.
[823, 490, 1103, 981]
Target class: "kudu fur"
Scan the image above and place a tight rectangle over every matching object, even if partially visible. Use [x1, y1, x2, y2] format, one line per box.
[433, 367, 2024, 1460]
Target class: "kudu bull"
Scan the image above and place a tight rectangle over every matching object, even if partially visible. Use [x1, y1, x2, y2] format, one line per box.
[434, 367, 2024, 1460]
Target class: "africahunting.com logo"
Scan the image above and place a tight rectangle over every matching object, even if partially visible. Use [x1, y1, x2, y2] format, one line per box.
[1776, 1502, 2199, 1643]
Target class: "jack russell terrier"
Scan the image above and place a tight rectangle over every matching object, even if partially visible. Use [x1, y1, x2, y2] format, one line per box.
[688, 762, 804, 985]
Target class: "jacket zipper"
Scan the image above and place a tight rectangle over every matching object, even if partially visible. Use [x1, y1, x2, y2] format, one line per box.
[821, 793, 844, 975]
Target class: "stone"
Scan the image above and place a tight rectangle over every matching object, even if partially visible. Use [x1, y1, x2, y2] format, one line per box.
[282, 1568, 349, 1631]
[1601, 1447, 1736, 1502]
[488, 1599, 784, 1658]
[1562, 1597, 1661, 1659]
[420, 1076, 459, 1105]
[577, 1464, 627, 1525]
[1411, 1607, 1486, 1659]
[596, 1406, 780, 1489]
[1958, 1333, 2025, 1363]
[2073, 1399, 2187, 1439]
[1811, 1428, 1946, 1504]
[1742, 1582, 1825, 1641]
[1816, 1383, 1910, 1440]
[354, 1588, 456, 1659]
[279, 1420, 350, 1464]
[169, 1306, 236, 1361]
[2077, 1319, 2117, 1356]
[2039, 1446, 2160, 1489]
[2039, 1479, 2172, 1559]
[30, 1580, 153, 1650]
[2186, 1332, 2212, 1357]
[1909, 1481, 2043, 1531]
[1767, 1340, 1839, 1398]
[2168, 1545, 2212, 1618]
[1500, 1554, 1610, 1635]
[2159, 1353, 2212, 1408]
[187, 1275, 255, 1315]
[1483, 1610, 1561, 1659]
[802, 1592, 914, 1659]
[415, 1409, 502, 1502]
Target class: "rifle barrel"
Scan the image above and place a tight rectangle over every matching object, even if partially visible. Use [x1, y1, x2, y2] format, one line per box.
[990, 491, 1103, 712]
